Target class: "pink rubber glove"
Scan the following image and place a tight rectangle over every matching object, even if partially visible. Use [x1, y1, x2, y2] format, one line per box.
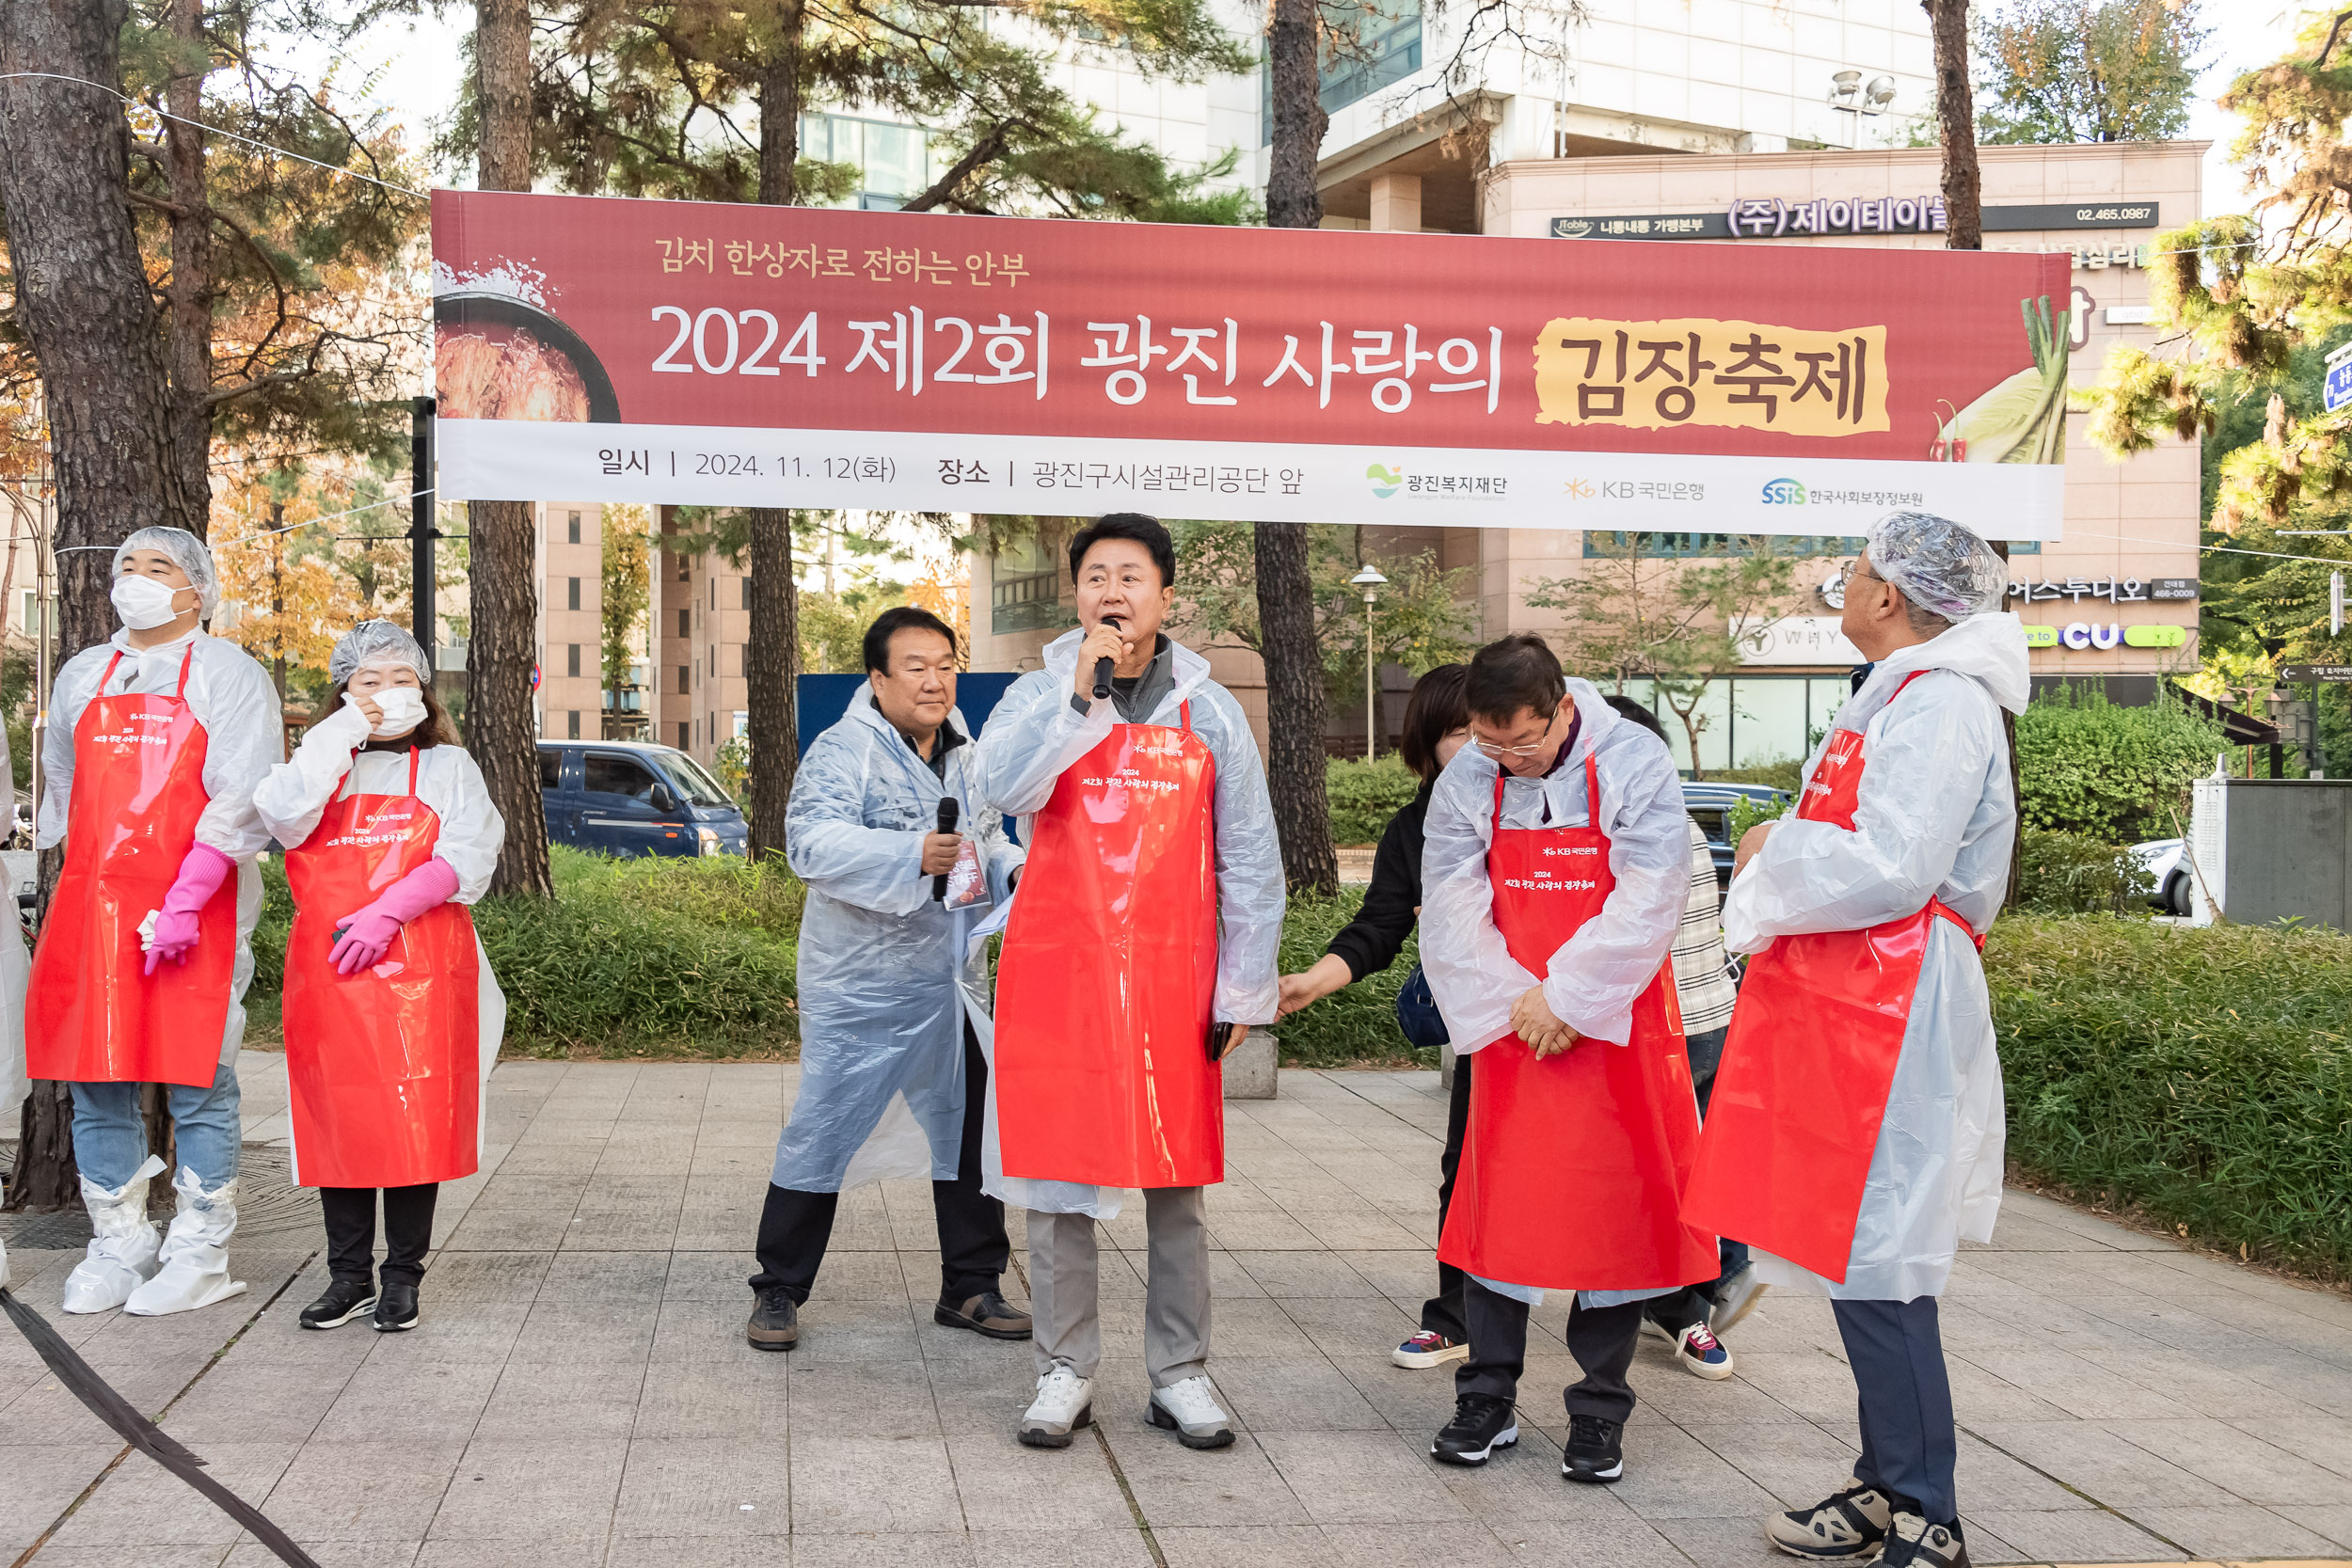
[329, 857, 460, 976]
[145, 843, 235, 975]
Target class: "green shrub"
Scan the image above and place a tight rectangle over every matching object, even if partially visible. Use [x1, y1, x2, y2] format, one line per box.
[1270, 890, 1422, 1068]
[1325, 754, 1422, 846]
[1712, 758, 1805, 794]
[1725, 793, 1784, 842]
[2014, 830, 2154, 915]
[2015, 685, 2225, 841]
[1988, 915, 2352, 1278]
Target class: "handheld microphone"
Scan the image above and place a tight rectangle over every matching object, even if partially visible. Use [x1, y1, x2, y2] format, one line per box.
[931, 796, 960, 901]
[1091, 615, 1125, 702]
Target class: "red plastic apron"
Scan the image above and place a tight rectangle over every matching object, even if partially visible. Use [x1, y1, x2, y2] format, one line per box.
[26, 646, 236, 1088]
[280, 748, 483, 1188]
[1682, 673, 1982, 1282]
[993, 702, 1222, 1189]
[1436, 756, 1718, 1291]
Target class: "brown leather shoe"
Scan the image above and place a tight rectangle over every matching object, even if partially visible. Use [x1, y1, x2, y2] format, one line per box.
[935, 1288, 1032, 1340]
[746, 1286, 800, 1351]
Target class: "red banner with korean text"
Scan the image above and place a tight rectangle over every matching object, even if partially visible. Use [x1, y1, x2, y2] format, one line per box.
[432, 191, 2073, 537]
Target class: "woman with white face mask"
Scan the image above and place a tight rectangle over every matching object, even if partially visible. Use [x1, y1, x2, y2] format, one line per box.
[28, 527, 282, 1318]
[251, 620, 506, 1333]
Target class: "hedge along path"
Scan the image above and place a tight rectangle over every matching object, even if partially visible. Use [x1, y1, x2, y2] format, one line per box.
[1989, 915, 2352, 1282]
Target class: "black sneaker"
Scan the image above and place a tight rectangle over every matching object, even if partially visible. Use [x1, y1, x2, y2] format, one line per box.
[1561, 1412, 1624, 1484]
[1430, 1392, 1519, 1465]
[298, 1277, 377, 1330]
[1765, 1478, 1894, 1560]
[1881, 1514, 1967, 1568]
[373, 1281, 420, 1333]
[935, 1288, 1032, 1340]
[746, 1286, 800, 1352]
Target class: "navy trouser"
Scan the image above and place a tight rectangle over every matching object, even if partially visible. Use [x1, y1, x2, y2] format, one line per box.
[1833, 1296, 1958, 1526]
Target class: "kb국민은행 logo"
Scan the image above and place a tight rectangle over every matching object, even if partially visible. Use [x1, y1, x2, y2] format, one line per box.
[1761, 477, 1807, 505]
[1367, 463, 1403, 499]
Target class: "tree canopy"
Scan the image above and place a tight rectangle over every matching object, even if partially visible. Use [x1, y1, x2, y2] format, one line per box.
[1975, 0, 2208, 146]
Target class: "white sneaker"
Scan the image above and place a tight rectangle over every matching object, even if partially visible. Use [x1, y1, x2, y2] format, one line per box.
[60, 1156, 166, 1314]
[1018, 1364, 1095, 1449]
[123, 1168, 247, 1318]
[1147, 1374, 1235, 1449]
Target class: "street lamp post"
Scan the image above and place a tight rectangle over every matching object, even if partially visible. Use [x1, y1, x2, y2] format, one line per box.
[1349, 564, 1388, 762]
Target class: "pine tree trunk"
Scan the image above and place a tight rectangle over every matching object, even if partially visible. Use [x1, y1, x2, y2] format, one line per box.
[744, 17, 803, 860]
[1925, 0, 1981, 250]
[0, 0, 193, 1208]
[1265, 0, 1328, 230]
[164, 0, 214, 527]
[469, 0, 553, 895]
[1256, 524, 1338, 895]
[745, 510, 798, 858]
[1259, 0, 1336, 894]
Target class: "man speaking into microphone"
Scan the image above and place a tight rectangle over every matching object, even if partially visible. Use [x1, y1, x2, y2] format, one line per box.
[745, 607, 1029, 1352]
[973, 513, 1284, 1452]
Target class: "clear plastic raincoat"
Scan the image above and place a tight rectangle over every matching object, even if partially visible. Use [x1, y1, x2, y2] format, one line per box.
[1720, 611, 2027, 1300]
[773, 691, 1023, 1192]
[1419, 680, 1693, 1305]
[39, 627, 281, 1069]
[0, 718, 25, 1126]
[964, 629, 1284, 1218]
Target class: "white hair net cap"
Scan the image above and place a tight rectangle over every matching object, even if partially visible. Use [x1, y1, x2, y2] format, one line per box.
[1865, 509, 2009, 622]
[329, 619, 432, 686]
[113, 527, 220, 621]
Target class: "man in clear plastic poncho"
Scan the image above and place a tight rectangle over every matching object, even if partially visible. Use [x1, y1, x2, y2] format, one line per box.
[746, 607, 1027, 1353]
[1684, 510, 2026, 1568]
[28, 528, 280, 1319]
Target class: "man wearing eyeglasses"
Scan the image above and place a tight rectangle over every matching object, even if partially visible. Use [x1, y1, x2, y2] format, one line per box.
[1418, 635, 1716, 1486]
[1685, 511, 2025, 1568]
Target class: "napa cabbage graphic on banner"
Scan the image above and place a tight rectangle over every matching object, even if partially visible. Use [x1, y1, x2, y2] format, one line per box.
[431, 190, 2071, 539]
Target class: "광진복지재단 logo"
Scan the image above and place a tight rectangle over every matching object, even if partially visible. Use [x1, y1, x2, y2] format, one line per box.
[1367, 463, 1404, 499]
[1761, 477, 1807, 505]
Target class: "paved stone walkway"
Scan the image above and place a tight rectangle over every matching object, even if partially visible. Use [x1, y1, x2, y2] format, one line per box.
[6, 1058, 2352, 1568]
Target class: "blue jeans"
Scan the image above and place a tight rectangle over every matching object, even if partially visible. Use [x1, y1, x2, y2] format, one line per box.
[71, 1060, 243, 1190]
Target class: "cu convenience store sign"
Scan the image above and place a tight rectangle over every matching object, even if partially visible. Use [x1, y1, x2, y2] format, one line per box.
[432, 190, 2072, 538]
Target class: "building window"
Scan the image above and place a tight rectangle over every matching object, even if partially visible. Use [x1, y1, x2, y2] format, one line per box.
[566, 643, 581, 678]
[567, 511, 581, 545]
[800, 112, 942, 211]
[991, 518, 1073, 636]
[676, 608, 690, 638]
[567, 709, 581, 739]
[710, 577, 717, 609]
[677, 664, 690, 695]
[741, 577, 754, 610]
[676, 721, 690, 751]
[1260, 0, 1422, 135]
[567, 576, 581, 611]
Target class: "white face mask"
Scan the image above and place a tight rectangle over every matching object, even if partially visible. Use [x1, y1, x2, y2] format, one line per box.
[112, 575, 188, 631]
[358, 685, 429, 738]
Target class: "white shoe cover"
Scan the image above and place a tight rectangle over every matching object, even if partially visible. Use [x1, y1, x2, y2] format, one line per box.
[123, 1166, 247, 1317]
[60, 1154, 167, 1314]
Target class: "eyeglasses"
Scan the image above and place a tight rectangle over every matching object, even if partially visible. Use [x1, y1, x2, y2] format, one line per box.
[1474, 736, 1553, 758]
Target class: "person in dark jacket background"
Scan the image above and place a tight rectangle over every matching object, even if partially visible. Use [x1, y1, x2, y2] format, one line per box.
[1276, 664, 1476, 1369]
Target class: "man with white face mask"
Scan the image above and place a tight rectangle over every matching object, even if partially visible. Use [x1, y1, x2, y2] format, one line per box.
[28, 527, 281, 1317]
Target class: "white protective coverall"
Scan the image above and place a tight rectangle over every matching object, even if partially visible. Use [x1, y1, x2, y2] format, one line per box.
[1720, 610, 2028, 1300]
[40, 626, 281, 1070]
[1419, 679, 1692, 1305]
[964, 628, 1284, 1219]
[250, 717, 510, 1186]
[773, 690, 1023, 1191]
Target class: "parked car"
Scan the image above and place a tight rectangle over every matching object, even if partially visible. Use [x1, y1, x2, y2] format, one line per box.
[539, 740, 750, 859]
[1682, 783, 1793, 888]
[2131, 837, 2192, 916]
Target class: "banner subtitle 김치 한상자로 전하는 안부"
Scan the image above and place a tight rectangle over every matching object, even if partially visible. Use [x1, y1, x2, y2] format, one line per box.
[430, 190, 2074, 538]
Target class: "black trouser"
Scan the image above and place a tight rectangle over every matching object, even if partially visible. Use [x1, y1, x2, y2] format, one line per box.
[1458, 1278, 1645, 1424]
[750, 1022, 1009, 1305]
[1836, 1297, 1959, 1526]
[322, 1183, 438, 1289]
[1418, 1048, 1474, 1340]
